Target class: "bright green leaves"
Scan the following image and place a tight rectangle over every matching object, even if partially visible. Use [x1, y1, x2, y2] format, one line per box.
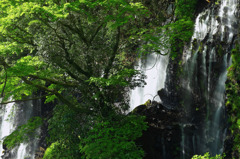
[154, 0, 197, 59]
[127, 0, 196, 58]
[0, 54, 69, 102]
[43, 140, 81, 159]
[43, 141, 78, 159]
[8, 56, 44, 76]
[0, 77, 35, 101]
[43, 142, 61, 159]
[0, 42, 23, 57]
[192, 152, 224, 159]
[0, 1, 64, 45]
[3, 117, 43, 149]
[136, 18, 194, 58]
[45, 84, 64, 104]
[170, 19, 195, 41]
[79, 115, 148, 159]
[0, 56, 40, 101]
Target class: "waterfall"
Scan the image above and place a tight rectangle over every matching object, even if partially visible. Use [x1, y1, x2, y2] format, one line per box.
[0, 100, 40, 159]
[181, 0, 238, 157]
[181, 125, 185, 159]
[0, 102, 16, 157]
[129, 53, 169, 110]
[16, 144, 27, 159]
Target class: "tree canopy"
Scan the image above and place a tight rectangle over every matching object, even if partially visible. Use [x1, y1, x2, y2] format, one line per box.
[0, 0, 148, 113]
[0, 0, 151, 158]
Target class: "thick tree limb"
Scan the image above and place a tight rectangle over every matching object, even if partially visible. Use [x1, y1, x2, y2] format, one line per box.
[28, 75, 78, 87]
[57, 64, 85, 83]
[60, 41, 91, 78]
[61, 22, 89, 47]
[89, 23, 104, 44]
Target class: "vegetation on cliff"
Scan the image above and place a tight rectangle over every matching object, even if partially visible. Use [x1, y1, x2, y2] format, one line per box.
[226, 39, 240, 158]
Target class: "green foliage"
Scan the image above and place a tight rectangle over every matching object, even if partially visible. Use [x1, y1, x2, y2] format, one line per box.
[44, 105, 148, 159]
[0, 0, 149, 110]
[79, 115, 148, 159]
[175, 0, 198, 19]
[43, 142, 62, 159]
[0, 54, 66, 102]
[44, 104, 84, 158]
[134, 0, 196, 58]
[3, 117, 42, 149]
[226, 42, 240, 156]
[163, 0, 197, 59]
[47, 105, 79, 142]
[192, 152, 224, 159]
[43, 141, 81, 159]
[165, 19, 194, 59]
[87, 69, 142, 87]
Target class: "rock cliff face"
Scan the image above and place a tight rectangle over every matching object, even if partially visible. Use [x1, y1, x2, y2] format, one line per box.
[134, 101, 182, 159]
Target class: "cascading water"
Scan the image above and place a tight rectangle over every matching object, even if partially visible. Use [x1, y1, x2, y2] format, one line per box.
[181, 0, 238, 157]
[0, 100, 40, 159]
[129, 53, 169, 111]
[0, 102, 16, 157]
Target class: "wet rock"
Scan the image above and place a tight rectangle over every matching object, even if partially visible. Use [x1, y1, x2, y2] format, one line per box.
[1, 148, 12, 159]
[221, 17, 228, 25]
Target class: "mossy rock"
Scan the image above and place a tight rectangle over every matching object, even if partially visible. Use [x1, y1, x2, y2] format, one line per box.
[131, 99, 152, 114]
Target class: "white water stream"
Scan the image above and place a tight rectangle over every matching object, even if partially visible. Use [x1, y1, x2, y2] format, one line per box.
[0, 102, 16, 157]
[181, 0, 237, 157]
[0, 100, 38, 159]
[129, 53, 169, 111]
